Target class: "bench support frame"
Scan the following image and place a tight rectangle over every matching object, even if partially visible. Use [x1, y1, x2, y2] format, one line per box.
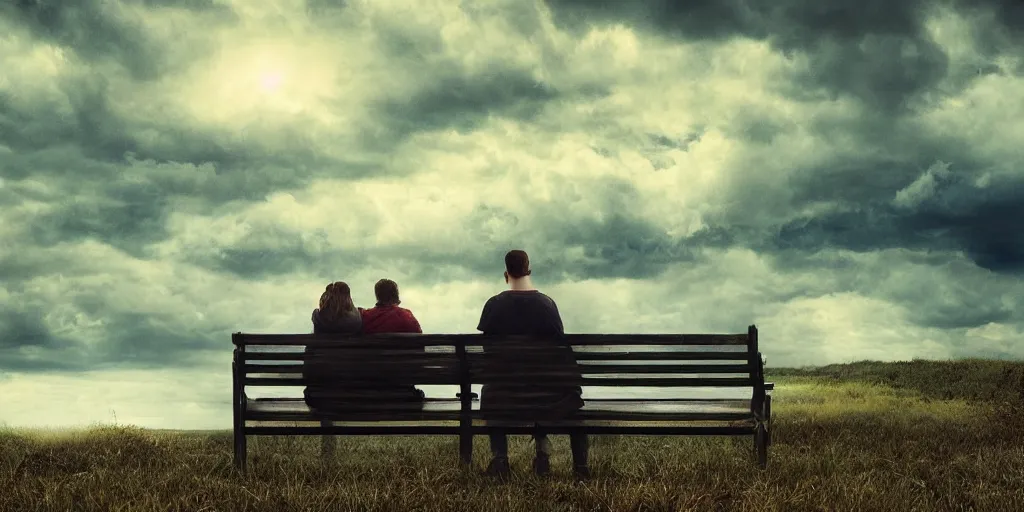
[456, 341, 474, 466]
[232, 335, 248, 474]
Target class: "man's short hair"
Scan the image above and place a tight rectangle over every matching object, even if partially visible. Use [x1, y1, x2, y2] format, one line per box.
[504, 250, 531, 279]
[374, 279, 400, 305]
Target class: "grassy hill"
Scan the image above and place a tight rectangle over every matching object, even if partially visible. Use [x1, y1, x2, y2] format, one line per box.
[766, 358, 1024, 403]
[1, 359, 1022, 511]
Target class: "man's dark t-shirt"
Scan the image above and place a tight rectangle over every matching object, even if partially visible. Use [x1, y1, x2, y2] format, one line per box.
[477, 290, 563, 335]
[476, 290, 583, 420]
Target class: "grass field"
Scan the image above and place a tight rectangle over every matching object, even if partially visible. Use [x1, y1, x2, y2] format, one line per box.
[1, 359, 1022, 511]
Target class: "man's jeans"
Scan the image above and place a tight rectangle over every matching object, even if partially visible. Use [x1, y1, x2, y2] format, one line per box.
[488, 421, 589, 467]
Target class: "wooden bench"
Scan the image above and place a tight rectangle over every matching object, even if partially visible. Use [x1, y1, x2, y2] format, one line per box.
[231, 325, 774, 474]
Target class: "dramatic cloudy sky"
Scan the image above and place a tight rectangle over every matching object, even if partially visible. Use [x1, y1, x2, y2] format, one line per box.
[1, 0, 1022, 429]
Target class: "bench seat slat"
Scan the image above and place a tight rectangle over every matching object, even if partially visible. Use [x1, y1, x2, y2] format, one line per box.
[580, 377, 753, 386]
[563, 334, 748, 346]
[245, 425, 464, 435]
[248, 415, 756, 425]
[245, 398, 754, 424]
[242, 350, 752, 362]
[470, 364, 751, 374]
[238, 334, 458, 347]
[243, 352, 307, 361]
[243, 425, 756, 436]
[572, 351, 749, 361]
[244, 376, 755, 386]
[244, 376, 461, 386]
[244, 351, 459, 362]
[247, 399, 462, 422]
[466, 376, 750, 385]
[465, 334, 748, 346]
[475, 412, 753, 422]
[244, 362, 459, 374]
[249, 412, 465, 422]
[461, 377, 758, 386]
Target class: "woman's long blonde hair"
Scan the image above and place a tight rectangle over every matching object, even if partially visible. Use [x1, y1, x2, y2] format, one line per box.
[319, 281, 355, 323]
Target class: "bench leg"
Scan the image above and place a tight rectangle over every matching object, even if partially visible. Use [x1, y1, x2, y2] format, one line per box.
[321, 420, 336, 458]
[233, 428, 247, 474]
[755, 422, 767, 469]
[459, 432, 473, 466]
[231, 355, 246, 474]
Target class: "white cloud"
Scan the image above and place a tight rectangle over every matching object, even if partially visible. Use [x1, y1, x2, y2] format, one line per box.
[893, 160, 953, 209]
[964, 323, 1024, 358]
[757, 293, 954, 367]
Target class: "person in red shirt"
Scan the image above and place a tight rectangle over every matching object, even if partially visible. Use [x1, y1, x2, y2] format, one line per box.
[359, 279, 423, 334]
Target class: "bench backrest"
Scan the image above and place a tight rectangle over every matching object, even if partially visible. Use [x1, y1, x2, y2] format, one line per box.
[233, 326, 765, 402]
[464, 329, 762, 390]
[235, 333, 463, 389]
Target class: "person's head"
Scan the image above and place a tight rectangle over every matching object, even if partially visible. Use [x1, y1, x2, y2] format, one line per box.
[319, 281, 355, 321]
[504, 249, 531, 282]
[374, 278, 401, 306]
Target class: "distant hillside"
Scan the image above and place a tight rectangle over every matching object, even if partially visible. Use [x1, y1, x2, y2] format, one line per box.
[766, 358, 1024, 403]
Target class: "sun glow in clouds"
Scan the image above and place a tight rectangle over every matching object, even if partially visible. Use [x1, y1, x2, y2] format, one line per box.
[181, 38, 341, 125]
[259, 70, 284, 93]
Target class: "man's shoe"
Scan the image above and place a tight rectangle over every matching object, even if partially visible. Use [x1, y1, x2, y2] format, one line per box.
[573, 465, 591, 481]
[532, 453, 551, 477]
[484, 457, 511, 480]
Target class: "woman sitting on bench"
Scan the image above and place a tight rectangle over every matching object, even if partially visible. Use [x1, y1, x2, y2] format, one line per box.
[303, 281, 425, 415]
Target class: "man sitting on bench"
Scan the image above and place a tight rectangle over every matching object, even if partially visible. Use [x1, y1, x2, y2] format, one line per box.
[360, 278, 423, 335]
[359, 278, 426, 401]
[477, 249, 589, 479]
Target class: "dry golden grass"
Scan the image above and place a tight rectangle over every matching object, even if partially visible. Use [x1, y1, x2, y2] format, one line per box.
[1, 359, 1022, 511]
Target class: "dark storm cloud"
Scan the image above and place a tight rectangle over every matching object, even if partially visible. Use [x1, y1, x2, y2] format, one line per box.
[542, 0, 765, 40]
[3, 144, 345, 257]
[1, 149, 173, 254]
[956, 0, 1024, 58]
[789, 34, 948, 113]
[542, 0, 1009, 112]
[360, 6, 605, 149]
[893, 284, 1016, 330]
[0, 216, 229, 373]
[759, 169, 1024, 274]
[5, 0, 235, 81]
[543, 215, 700, 278]
[0, 307, 64, 351]
[0, 68, 332, 171]
[757, 248, 1023, 331]
[1, 62, 362, 253]
[361, 68, 572, 151]
[691, 69, 1024, 278]
[906, 179, 1024, 274]
[0, 73, 129, 161]
[89, 310, 222, 365]
[0, 292, 227, 372]
[27, 183, 171, 257]
[190, 178, 706, 283]
[205, 226, 334, 279]
[0, 302, 92, 372]
[304, 0, 347, 16]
